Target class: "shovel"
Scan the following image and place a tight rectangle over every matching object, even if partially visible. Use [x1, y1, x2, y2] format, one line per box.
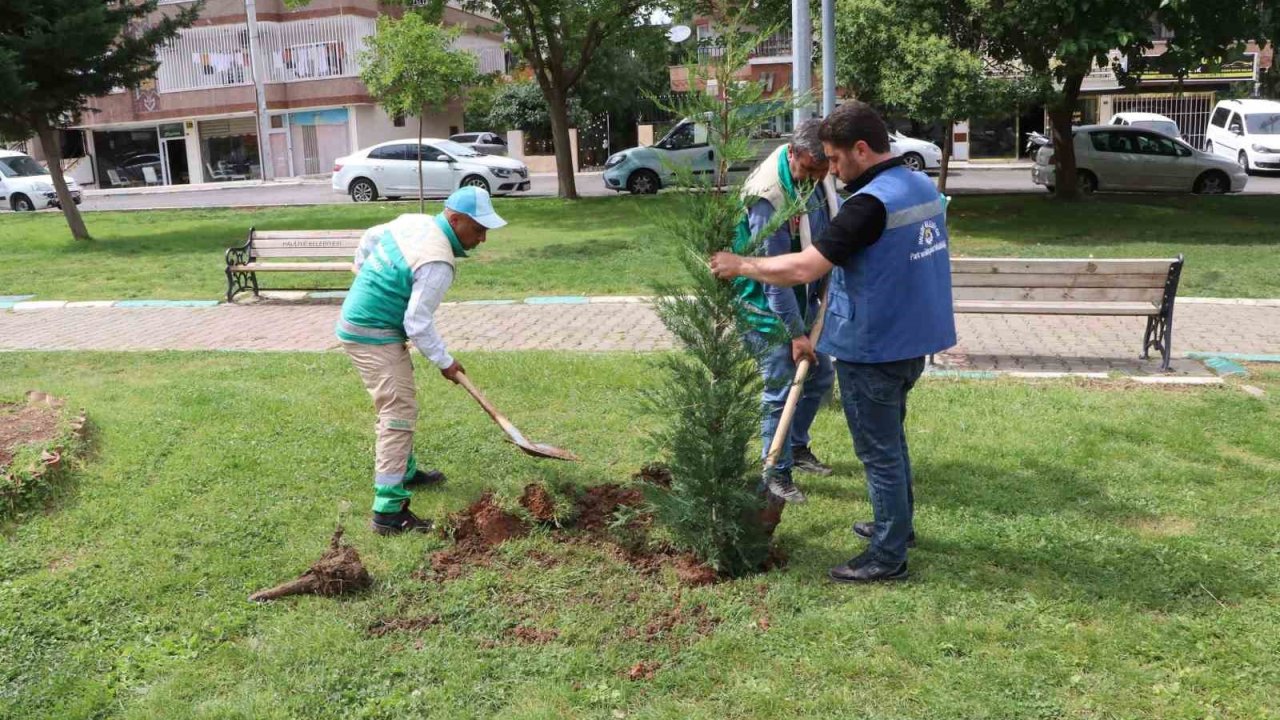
[454, 371, 580, 461]
[765, 175, 839, 472]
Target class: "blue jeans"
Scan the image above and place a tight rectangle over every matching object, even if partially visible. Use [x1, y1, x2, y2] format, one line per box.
[835, 357, 925, 565]
[747, 331, 835, 475]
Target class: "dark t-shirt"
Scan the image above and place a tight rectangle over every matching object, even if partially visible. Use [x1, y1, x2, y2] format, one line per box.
[812, 157, 905, 266]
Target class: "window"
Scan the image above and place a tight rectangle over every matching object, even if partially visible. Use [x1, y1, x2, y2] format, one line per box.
[1090, 132, 1111, 152]
[1090, 131, 1136, 153]
[280, 42, 345, 80]
[452, 134, 477, 143]
[368, 145, 407, 161]
[1211, 107, 1231, 127]
[406, 145, 448, 162]
[1244, 113, 1280, 135]
[393, 114, 406, 128]
[0, 154, 46, 178]
[1228, 113, 1244, 133]
[1134, 133, 1177, 157]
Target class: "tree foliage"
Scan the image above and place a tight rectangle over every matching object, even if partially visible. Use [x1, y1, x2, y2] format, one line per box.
[482, 80, 588, 137]
[0, 0, 199, 239]
[644, 22, 804, 577]
[359, 13, 478, 211]
[458, 0, 653, 199]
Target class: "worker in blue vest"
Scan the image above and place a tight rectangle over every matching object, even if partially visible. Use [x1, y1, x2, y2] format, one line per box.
[711, 101, 956, 583]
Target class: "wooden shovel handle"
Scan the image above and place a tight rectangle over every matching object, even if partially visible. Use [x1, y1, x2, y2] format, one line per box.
[454, 371, 517, 435]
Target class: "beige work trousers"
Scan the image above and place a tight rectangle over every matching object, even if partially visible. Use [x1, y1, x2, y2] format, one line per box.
[343, 341, 419, 512]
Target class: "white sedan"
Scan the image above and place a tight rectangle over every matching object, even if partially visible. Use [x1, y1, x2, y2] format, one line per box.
[890, 132, 943, 173]
[333, 139, 530, 203]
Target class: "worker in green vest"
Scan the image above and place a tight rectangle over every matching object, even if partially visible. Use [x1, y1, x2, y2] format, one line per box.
[336, 186, 505, 536]
[732, 119, 840, 504]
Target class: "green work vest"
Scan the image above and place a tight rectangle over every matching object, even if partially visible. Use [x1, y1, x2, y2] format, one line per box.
[732, 146, 808, 336]
[336, 214, 466, 344]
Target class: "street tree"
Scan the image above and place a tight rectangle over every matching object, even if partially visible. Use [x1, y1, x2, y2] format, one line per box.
[983, 0, 1275, 200]
[359, 12, 479, 212]
[0, 0, 198, 240]
[458, 0, 656, 199]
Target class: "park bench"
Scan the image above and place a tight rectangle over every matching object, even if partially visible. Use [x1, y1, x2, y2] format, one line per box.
[225, 228, 363, 302]
[950, 256, 1185, 371]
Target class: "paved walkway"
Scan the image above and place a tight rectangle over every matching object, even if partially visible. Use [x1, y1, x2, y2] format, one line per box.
[2, 299, 1278, 376]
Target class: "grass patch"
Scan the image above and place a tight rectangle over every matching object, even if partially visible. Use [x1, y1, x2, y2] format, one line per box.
[4, 193, 1280, 301]
[1, 352, 1278, 718]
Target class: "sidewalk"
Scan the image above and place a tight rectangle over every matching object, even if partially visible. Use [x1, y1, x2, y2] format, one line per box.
[2, 299, 1278, 377]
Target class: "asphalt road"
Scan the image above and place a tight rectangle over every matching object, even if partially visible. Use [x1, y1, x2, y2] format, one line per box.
[12, 168, 1280, 213]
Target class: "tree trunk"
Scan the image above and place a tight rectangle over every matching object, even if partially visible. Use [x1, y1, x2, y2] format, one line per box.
[417, 109, 425, 213]
[545, 88, 579, 200]
[1048, 72, 1086, 201]
[34, 120, 90, 241]
[938, 119, 954, 194]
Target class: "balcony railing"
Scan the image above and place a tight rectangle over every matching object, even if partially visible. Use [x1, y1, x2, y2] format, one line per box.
[752, 32, 791, 58]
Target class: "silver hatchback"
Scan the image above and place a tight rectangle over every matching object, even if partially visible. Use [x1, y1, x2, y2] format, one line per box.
[1031, 125, 1248, 195]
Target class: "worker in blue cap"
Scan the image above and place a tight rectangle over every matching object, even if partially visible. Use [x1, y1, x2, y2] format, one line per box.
[336, 186, 506, 536]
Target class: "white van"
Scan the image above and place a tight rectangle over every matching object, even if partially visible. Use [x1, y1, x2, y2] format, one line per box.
[1203, 98, 1280, 173]
[0, 149, 82, 211]
[1108, 112, 1182, 141]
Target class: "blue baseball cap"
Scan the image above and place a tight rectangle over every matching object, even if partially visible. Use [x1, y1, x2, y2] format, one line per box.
[444, 186, 506, 229]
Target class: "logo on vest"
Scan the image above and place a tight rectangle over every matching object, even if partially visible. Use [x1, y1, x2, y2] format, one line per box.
[910, 220, 947, 261]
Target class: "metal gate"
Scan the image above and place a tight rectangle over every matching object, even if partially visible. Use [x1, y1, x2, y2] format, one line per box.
[577, 112, 611, 171]
[1112, 92, 1216, 149]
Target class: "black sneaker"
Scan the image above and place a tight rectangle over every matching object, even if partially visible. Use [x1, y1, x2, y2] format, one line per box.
[370, 501, 434, 536]
[765, 471, 808, 504]
[791, 445, 833, 476]
[828, 554, 908, 584]
[404, 469, 446, 490]
[852, 521, 917, 548]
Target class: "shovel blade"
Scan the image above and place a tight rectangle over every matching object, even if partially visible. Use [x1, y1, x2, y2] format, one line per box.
[506, 437, 580, 462]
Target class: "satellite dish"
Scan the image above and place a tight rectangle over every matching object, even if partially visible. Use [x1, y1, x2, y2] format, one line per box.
[667, 25, 692, 43]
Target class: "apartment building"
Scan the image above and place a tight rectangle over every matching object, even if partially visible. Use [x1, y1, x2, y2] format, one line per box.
[61, 0, 504, 188]
[668, 21, 798, 135]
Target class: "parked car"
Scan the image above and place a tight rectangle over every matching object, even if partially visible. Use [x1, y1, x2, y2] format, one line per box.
[449, 132, 509, 156]
[1108, 112, 1183, 141]
[332, 139, 530, 202]
[0, 149, 82, 211]
[602, 117, 786, 194]
[1030, 125, 1247, 195]
[889, 131, 943, 173]
[1203, 98, 1280, 173]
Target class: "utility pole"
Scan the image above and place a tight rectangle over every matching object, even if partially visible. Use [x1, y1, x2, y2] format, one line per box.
[245, 0, 274, 180]
[821, 0, 835, 116]
[791, 0, 812, 130]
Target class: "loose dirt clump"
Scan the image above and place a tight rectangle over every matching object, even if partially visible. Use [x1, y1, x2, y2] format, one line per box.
[507, 624, 558, 644]
[632, 462, 672, 488]
[672, 553, 718, 586]
[0, 394, 63, 468]
[367, 615, 440, 637]
[573, 484, 644, 532]
[643, 601, 719, 645]
[625, 660, 661, 681]
[249, 527, 371, 602]
[452, 492, 528, 549]
[519, 483, 557, 523]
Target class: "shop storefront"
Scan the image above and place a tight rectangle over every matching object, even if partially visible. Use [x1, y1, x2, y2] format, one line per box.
[92, 123, 192, 188]
[265, 108, 352, 178]
[198, 117, 262, 182]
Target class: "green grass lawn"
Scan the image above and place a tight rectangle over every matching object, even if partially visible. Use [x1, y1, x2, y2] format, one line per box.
[3, 193, 1280, 301]
[2, 352, 1278, 719]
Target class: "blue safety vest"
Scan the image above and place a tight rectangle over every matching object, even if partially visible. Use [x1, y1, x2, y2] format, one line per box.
[816, 165, 957, 363]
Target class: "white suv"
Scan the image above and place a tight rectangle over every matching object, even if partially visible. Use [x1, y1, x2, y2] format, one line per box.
[1204, 98, 1280, 173]
[0, 149, 82, 211]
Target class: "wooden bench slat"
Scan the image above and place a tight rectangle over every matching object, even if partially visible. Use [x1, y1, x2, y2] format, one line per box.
[253, 230, 365, 239]
[951, 258, 1178, 276]
[953, 286, 1165, 303]
[953, 300, 1159, 315]
[230, 262, 352, 272]
[252, 246, 360, 258]
[951, 272, 1168, 289]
